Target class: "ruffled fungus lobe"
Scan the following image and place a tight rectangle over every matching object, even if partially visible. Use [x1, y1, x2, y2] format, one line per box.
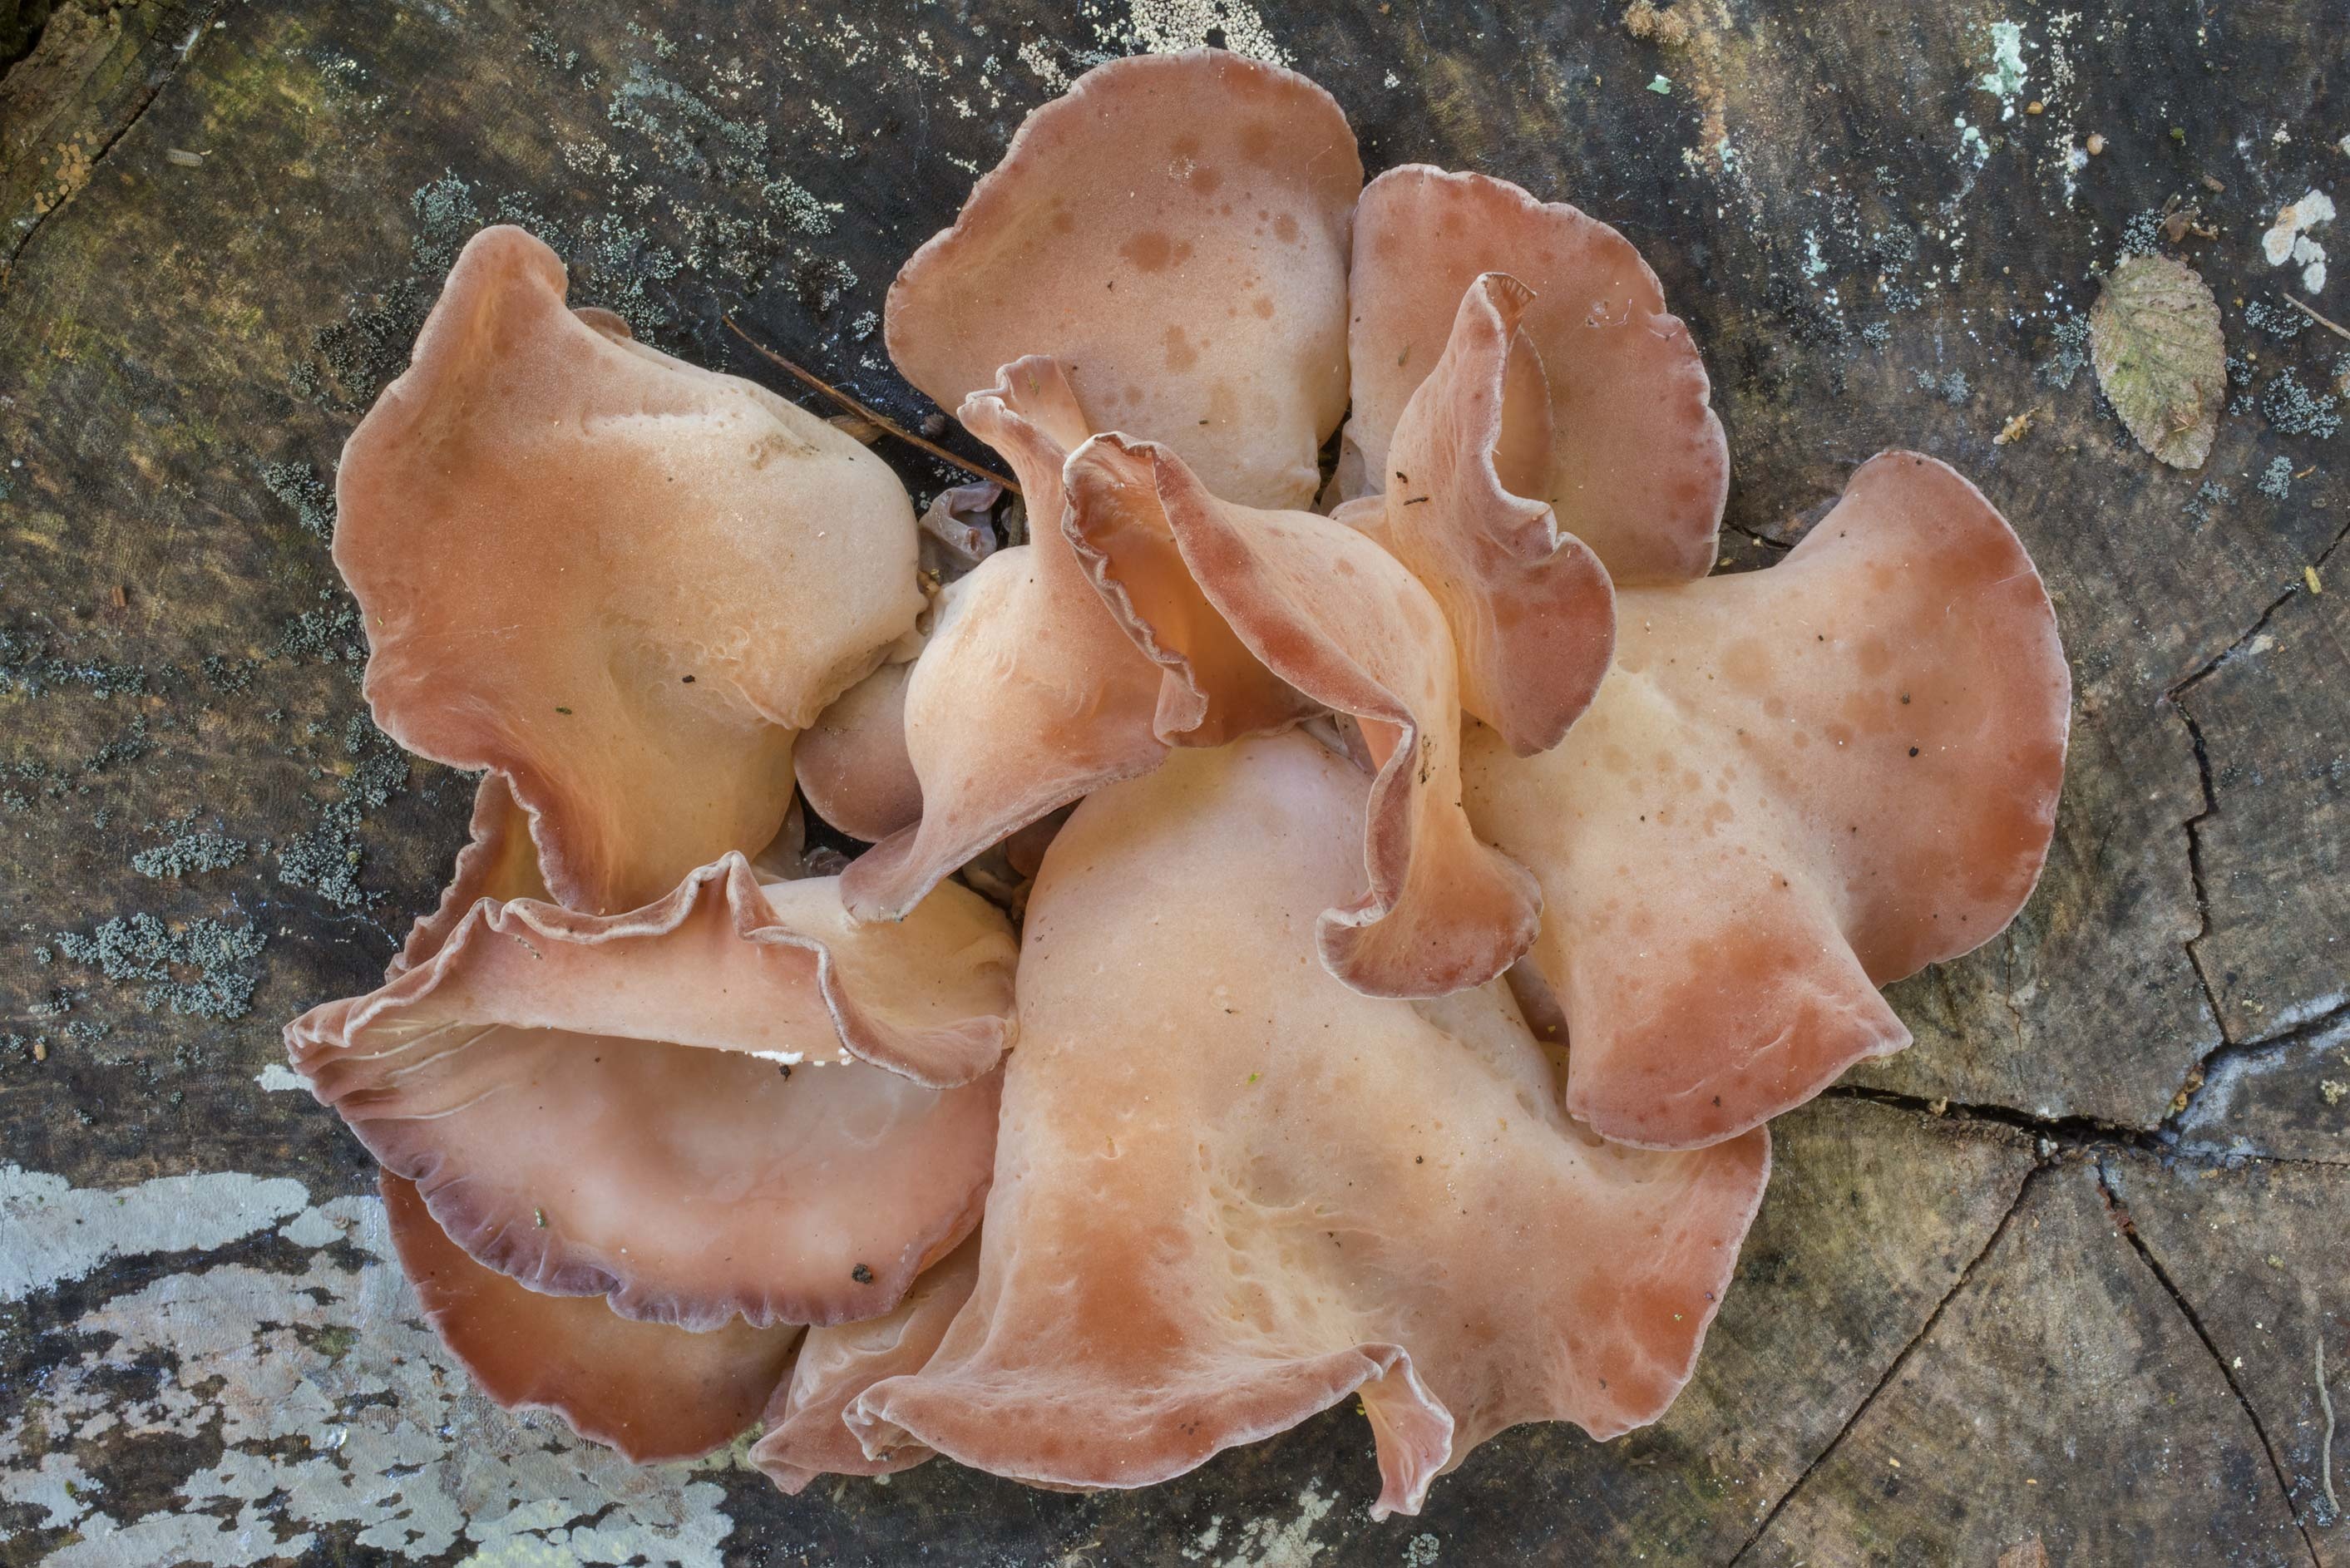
[289, 855, 1014, 1329]
[885, 50, 1360, 510]
[388, 772, 546, 978]
[1464, 454, 2070, 1149]
[335, 224, 921, 915]
[842, 359, 1173, 920]
[1343, 166, 1728, 585]
[1064, 433, 1538, 998]
[382, 1171, 797, 1462]
[750, 1235, 979, 1492]
[855, 736, 1769, 1516]
[1348, 272, 1617, 755]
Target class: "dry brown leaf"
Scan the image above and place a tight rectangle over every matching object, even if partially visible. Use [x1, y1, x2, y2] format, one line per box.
[2090, 254, 2225, 469]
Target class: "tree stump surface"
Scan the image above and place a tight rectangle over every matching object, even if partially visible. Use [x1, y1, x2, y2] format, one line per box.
[0, 2, 2343, 1564]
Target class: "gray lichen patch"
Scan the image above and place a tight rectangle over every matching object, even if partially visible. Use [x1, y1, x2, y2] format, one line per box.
[274, 713, 409, 911]
[0, 1172, 735, 1566]
[50, 912, 268, 1020]
[258, 460, 335, 540]
[2263, 367, 2343, 439]
[131, 829, 249, 880]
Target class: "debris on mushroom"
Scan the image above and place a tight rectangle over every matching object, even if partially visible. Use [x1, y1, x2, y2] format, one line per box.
[916, 480, 1005, 578]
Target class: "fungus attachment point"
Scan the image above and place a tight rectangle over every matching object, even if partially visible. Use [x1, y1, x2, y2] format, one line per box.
[842, 358, 1173, 921]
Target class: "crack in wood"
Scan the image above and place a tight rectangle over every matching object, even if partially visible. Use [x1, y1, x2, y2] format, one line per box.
[1825, 1082, 2350, 1176]
[1721, 1161, 2048, 1566]
[1824, 1084, 2155, 1149]
[2154, 514, 2350, 1106]
[2095, 1157, 2328, 1566]
[0, 0, 221, 287]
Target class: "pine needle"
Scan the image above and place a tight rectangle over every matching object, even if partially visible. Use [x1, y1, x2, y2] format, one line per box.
[2285, 294, 2350, 343]
[721, 315, 1019, 494]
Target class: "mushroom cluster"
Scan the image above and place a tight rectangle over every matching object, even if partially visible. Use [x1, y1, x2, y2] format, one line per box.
[288, 49, 2070, 1516]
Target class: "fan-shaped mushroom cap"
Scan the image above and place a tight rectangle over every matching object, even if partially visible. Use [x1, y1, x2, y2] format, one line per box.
[288, 855, 1015, 1330]
[1464, 453, 2071, 1149]
[1064, 433, 1538, 998]
[335, 224, 921, 915]
[842, 358, 1172, 920]
[748, 1235, 979, 1492]
[381, 1171, 797, 1462]
[852, 736, 1767, 1516]
[1357, 272, 1617, 755]
[795, 659, 923, 844]
[885, 49, 1360, 510]
[1343, 166, 1726, 585]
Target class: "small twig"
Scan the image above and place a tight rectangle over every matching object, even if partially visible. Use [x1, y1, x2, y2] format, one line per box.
[2322, 1329, 2340, 1519]
[720, 315, 1019, 494]
[2285, 294, 2350, 343]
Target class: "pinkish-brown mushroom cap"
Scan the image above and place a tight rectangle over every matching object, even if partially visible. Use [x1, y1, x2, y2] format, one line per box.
[852, 735, 1769, 1516]
[885, 49, 1361, 510]
[382, 1170, 797, 1463]
[841, 357, 1172, 920]
[1349, 271, 1617, 755]
[335, 224, 921, 915]
[748, 1233, 979, 1492]
[1465, 452, 2071, 1148]
[289, 855, 1015, 1329]
[387, 772, 546, 979]
[795, 658, 924, 845]
[1344, 166, 1727, 586]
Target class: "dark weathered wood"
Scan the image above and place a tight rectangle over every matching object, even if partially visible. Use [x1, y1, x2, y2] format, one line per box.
[2, 0, 2346, 1561]
[2176, 572, 2350, 1041]
[2105, 1150, 2350, 1561]
[1748, 1161, 2310, 1567]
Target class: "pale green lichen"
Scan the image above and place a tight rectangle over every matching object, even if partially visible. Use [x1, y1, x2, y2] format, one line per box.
[1977, 21, 2027, 117]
